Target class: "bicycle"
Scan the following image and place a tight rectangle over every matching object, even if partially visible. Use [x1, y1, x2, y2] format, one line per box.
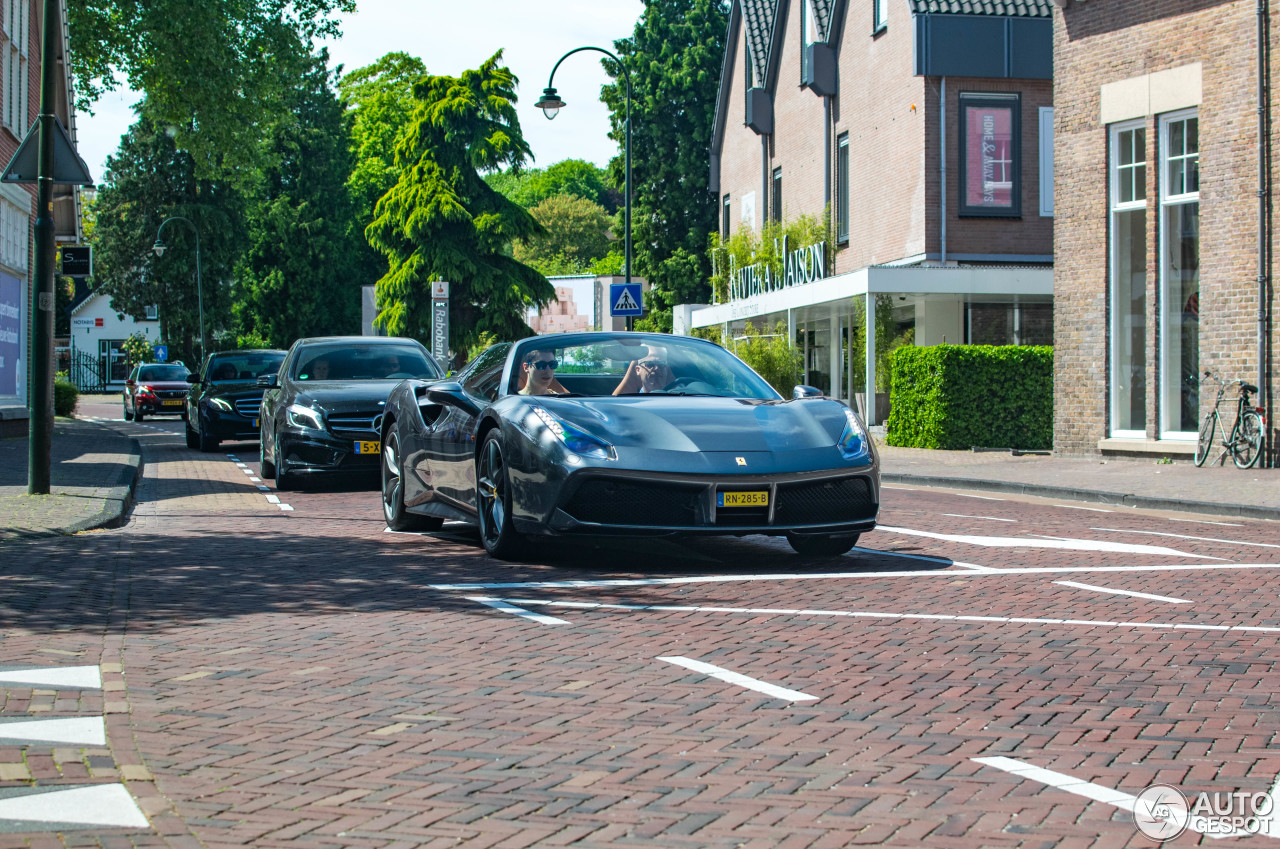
[1193, 370, 1266, 469]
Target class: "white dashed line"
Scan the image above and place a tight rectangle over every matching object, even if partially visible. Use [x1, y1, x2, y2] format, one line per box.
[1091, 527, 1280, 549]
[1053, 580, 1191, 604]
[0, 666, 101, 689]
[1167, 517, 1244, 527]
[278, 504, 294, 511]
[265, 494, 281, 504]
[951, 493, 1006, 500]
[466, 596, 570, 625]
[249, 476, 261, 482]
[1052, 504, 1114, 513]
[0, 784, 150, 829]
[659, 656, 817, 702]
[256, 485, 270, 492]
[878, 526, 1206, 557]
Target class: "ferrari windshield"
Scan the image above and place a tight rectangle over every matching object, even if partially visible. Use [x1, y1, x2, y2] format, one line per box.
[509, 334, 782, 400]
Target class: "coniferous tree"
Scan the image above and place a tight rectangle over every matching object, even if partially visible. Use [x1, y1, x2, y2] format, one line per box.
[602, 0, 729, 331]
[235, 52, 362, 345]
[367, 51, 553, 354]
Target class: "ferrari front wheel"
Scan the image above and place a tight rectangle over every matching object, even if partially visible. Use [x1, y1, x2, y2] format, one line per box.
[787, 532, 859, 557]
[383, 430, 442, 532]
[477, 431, 525, 560]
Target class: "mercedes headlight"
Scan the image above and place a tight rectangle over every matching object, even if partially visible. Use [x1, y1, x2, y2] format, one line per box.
[287, 403, 324, 430]
[531, 406, 615, 460]
[837, 407, 868, 460]
[209, 397, 234, 412]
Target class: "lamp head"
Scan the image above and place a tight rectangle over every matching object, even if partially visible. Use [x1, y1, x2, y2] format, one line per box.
[151, 239, 166, 258]
[535, 87, 565, 120]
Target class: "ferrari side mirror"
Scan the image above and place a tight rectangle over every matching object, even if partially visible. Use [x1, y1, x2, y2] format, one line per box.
[792, 385, 823, 399]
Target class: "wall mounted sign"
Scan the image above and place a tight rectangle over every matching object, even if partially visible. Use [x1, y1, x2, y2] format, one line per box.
[727, 236, 827, 302]
[960, 93, 1021, 218]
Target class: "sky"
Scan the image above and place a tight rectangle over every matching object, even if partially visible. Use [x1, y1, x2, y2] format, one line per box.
[73, 0, 645, 186]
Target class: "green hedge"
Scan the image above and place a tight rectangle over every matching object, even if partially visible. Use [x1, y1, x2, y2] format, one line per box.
[885, 345, 1052, 450]
[54, 379, 79, 417]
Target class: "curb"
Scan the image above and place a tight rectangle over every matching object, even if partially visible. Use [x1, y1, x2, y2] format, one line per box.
[62, 437, 144, 535]
[882, 472, 1280, 522]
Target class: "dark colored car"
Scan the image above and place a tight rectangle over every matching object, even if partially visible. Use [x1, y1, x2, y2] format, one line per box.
[123, 362, 191, 422]
[378, 331, 879, 559]
[259, 336, 444, 490]
[185, 349, 287, 452]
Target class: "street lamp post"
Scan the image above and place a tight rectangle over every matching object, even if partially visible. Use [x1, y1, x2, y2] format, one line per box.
[152, 216, 204, 362]
[535, 47, 633, 330]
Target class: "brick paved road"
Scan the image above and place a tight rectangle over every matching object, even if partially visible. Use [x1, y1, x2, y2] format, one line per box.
[2, 406, 1280, 847]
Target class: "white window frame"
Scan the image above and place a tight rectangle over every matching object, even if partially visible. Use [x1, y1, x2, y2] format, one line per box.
[1038, 107, 1054, 217]
[1109, 119, 1147, 439]
[1, 0, 28, 135]
[1158, 107, 1200, 440]
[873, 0, 887, 32]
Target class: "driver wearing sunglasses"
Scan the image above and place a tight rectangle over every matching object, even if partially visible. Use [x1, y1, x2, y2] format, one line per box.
[518, 349, 569, 396]
[613, 345, 674, 395]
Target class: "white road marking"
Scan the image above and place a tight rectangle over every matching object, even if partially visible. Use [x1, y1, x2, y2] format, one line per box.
[971, 757, 1252, 840]
[467, 596, 569, 625]
[1054, 580, 1191, 604]
[951, 493, 1005, 500]
[235, 463, 248, 468]
[953, 563, 998, 571]
[879, 526, 1211, 557]
[0, 784, 149, 828]
[431, 561, 1280, 591]
[1091, 527, 1280, 549]
[1053, 504, 1114, 513]
[942, 514, 1016, 522]
[278, 504, 294, 511]
[256, 485, 270, 492]
[1167, 517, 1244, 527]
[265, 494, 280, 504]
[249, 476, 261, 482]
[0, 666, 100, 689]
[241, 469, 255, 475]
[0, 717, 106, 745]
[658, 656, 817, 702]
[488, 596, 1280, 636]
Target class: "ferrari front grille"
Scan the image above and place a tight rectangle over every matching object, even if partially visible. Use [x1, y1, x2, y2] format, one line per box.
[774, 476, 876, 525]
[564, 478, 704, 527]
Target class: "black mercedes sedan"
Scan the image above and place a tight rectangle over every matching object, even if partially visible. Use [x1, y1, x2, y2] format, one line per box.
[378, 332, 879, 559]
[185, 349, 287, 452]
[259, 336, 443, 490]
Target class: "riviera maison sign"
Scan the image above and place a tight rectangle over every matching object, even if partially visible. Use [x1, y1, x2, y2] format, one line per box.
[728, 236, 826, 302]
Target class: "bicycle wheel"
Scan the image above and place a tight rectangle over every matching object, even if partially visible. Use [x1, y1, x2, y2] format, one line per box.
[1232, 410, 1265, 469]
[1194, 412, 1217, 467]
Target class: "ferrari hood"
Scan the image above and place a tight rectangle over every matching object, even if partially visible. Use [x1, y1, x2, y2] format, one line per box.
[536, 396, 851, 454]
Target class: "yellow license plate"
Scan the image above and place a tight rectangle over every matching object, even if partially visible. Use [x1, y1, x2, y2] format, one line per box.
[253, 418, 259, 428]
[161, 399, 184, 406]
[355, 440, 381, 455]
[719, 490, 768, 508]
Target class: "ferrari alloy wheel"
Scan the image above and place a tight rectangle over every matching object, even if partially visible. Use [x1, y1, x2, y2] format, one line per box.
[477, 431, 524, 559]
[382, 429, 442, 532]
[184, 421, 199, 449]
[259, 435, 276, 479]
[274, 436, 297, 491]
[197, 414, 219, 453]
[786, 532, 859, 557]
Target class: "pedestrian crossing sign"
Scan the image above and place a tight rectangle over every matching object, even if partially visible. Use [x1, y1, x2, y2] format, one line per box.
[610, 283, 643, 317]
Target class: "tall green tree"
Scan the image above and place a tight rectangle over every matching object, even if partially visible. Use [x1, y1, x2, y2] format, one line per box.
[70, 0, 353, 181]
[485, 159, 619, 212]
[235, 52, 362, 346]
[90, 112, 244, 364]
[602, 0, 729, 331]
[367, 51, 553, 354]
[513, 194, 613, 274]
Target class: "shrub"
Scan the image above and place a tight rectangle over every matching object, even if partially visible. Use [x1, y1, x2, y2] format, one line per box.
[54, 379, 78, 417]
[886, 345, 1053, 450]
[722, 321, 802, 396]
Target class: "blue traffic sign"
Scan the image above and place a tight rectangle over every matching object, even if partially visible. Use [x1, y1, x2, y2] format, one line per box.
[609, 283, 643, 317]
[154, 345, 168, 362]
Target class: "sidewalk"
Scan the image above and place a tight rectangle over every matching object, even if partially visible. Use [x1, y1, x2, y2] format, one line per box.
[0, 418, 1276, 541]
[0, 418, 142, 541]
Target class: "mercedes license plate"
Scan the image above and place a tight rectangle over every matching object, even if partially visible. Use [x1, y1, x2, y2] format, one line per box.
[253, 418, 259, 428]
[161, 399, 183, 406]
[719, 490, 768, 508]
[355, 440, 381, 455]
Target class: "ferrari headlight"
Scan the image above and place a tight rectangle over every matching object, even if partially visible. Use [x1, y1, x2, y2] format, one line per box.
[287, 403, 324, 430]
[209, 397, 233, 412]
[531, 406, 615, 460]
[837, 407, 868, 460]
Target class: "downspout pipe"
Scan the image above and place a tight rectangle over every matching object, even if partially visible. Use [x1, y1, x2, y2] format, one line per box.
[1259, 0, 1271, 463]
[940, 76, 947, 265]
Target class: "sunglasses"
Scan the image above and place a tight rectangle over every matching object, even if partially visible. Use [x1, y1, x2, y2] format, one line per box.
[637, 359, 667, 370]
[529, 359, 559, 371]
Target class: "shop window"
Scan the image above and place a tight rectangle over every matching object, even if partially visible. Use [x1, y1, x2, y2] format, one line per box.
[959, 93, 1021, 218]
[1159, 110, 1199, 437]
[837, 134, 849, 244]
[1109, 121, 1147, 437]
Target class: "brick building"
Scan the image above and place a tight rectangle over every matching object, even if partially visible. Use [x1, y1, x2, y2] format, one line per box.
[683, 0, 1055, 422]
[0, 0, 85, 437]
[1053, 0, 1274, 461]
